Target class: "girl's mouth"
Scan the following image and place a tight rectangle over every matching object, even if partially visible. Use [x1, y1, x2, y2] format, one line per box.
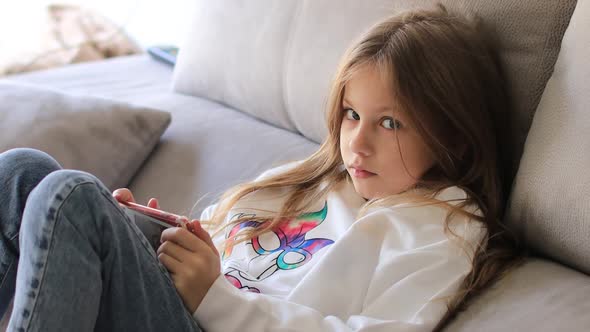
[351, 168, 376, 178]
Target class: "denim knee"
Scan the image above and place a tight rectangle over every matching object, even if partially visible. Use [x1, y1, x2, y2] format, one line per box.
[0, 148, 62, 183]
[0, 149, 62, 248]
[24, 169, 112, 214]
[21, 169, 114, 238]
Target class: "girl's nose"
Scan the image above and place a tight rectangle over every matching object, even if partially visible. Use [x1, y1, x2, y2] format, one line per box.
[349, 125, 373, 157]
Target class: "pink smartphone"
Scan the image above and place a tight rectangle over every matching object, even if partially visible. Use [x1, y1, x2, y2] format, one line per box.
[119, 200, 189, 228]
[116, 198, 199, 242]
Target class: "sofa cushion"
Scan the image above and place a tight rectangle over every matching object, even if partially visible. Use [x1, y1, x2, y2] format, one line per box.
[0, 82, 171, 190]
[173, 0, 577, 187]
[506, 0, 590, 275]
[445, 258, 590, 331]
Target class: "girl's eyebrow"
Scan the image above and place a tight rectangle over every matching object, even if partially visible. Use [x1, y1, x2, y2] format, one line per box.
[342, 97, 396, 116]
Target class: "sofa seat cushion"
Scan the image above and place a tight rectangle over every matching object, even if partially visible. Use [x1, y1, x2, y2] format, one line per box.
[446, 257, 590, 331]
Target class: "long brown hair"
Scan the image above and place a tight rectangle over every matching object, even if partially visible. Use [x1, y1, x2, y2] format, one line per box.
[203, 4, 527, 330]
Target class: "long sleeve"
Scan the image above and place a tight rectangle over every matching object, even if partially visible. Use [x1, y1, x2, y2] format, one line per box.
[193, 203, 487, 332]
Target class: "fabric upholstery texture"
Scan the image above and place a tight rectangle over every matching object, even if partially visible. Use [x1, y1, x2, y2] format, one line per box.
[506, 0, 590, 275]
[445, 258, 590, 331]
[172, 0, 300, 131]
[0, 82, 171, 190]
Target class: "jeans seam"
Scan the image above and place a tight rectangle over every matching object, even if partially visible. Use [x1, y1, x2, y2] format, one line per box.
[0, 258, 15, 294]
[24, 178, 94, 331]
[4, 223, 19, 246]
[0, 232, 19, 290]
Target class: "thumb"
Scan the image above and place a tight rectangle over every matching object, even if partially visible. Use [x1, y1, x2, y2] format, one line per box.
[112, 188, 135, 203]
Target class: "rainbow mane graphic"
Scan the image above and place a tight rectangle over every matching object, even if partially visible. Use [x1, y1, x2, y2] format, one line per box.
[223, 202, 333, 290]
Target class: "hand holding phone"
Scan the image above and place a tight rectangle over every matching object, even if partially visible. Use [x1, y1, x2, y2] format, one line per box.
[112, 189, 201, 250]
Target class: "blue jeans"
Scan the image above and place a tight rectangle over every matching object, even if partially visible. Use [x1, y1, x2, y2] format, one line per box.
[0, 148, 202, 331]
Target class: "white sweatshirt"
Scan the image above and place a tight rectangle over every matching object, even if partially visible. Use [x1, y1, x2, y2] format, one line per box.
[193, 162, 487, 332]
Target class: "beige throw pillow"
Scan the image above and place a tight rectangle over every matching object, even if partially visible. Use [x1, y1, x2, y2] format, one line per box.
[0, 82, 171, 190]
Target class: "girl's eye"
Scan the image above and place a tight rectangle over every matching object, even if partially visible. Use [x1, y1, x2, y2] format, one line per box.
[343, 108, 402, 130]
[344, 108, 360, 121]
[382, 118, 402, 130]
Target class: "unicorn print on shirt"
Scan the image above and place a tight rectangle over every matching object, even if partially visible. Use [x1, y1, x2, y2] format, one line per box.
[222, 202, 332, 293]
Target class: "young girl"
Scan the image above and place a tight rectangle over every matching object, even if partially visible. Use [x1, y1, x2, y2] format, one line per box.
[0, 4, 524, 332]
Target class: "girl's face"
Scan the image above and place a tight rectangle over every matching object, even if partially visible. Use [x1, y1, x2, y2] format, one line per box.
[339, 64, 436, 200]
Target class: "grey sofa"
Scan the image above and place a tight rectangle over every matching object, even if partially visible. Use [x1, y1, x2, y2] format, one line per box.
[2, 0, 590, 330]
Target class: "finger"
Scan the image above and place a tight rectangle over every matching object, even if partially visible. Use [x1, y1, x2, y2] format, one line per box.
[112, 188, 135, 203]
[160, 227, 209, 253]
[190, 221, 219, 256]
[148, 198, 160, 209]
[157, 240, 192, 263]
[157, 251, 183, 274]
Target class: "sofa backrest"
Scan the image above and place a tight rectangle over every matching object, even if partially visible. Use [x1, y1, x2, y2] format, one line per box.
[173, 0, 300, 132]
[506, 0, 590, 275]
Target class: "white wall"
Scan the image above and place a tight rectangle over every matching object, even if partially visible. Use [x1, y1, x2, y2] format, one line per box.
[0, 0, 194, 63]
